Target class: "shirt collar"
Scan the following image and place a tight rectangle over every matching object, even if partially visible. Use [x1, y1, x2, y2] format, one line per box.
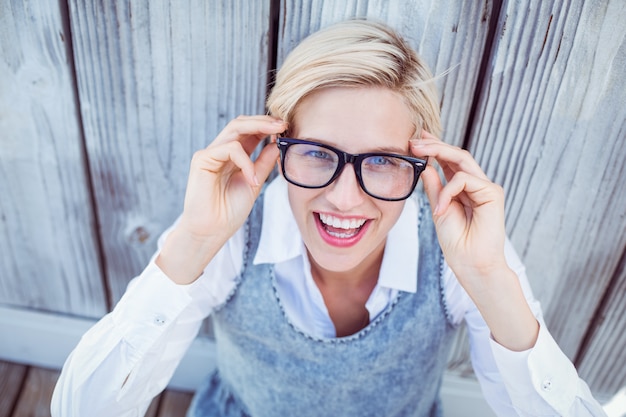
[253, 176, 419, 293]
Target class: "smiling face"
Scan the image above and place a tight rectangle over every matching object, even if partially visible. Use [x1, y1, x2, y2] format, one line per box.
[287, 87, 416, 277]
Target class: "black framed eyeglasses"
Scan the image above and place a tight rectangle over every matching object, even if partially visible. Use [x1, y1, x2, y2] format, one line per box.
[276, 138, 427, 201]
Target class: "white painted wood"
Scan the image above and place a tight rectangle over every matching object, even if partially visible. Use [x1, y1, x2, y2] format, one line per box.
[0, 0, 106, 316]
[0, 306, 94, 368]
[66, 0, 273, 305]
[577, 258, 626, 397]
[467, 0, 626, 397]
[440, 375, 496, 417]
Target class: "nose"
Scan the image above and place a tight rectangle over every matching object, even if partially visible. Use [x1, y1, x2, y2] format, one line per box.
[324, 163, 367, 210]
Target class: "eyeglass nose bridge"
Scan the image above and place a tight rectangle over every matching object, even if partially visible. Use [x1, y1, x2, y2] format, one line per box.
[329, 151, 366, 188]
[340, 151, 359, 165]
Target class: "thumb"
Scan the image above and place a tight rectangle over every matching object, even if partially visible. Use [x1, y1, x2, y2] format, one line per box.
[421, 165, 443, 216]
[253, 142, 280, 186]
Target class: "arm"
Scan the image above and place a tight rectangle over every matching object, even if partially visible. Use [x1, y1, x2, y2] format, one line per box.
[50, 254, 207, 416]
[456, 245, 607, 416]
[50, 226, 244, 417]
[411, 132, 537, 352]
[411, 132, 607, 416]
[51, 116, 286, 416]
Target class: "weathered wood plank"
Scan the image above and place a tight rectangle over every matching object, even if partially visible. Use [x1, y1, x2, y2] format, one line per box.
[157, 390, 193, 417]
[467, 0, 626, 396]
[12, 367, 60, 417]
[0, 0, 106, 316]
[67, 1, 273, 305]
[0, 361, 27, 417]
[277, 0, 495, 147]
[577, 253, 626, 396]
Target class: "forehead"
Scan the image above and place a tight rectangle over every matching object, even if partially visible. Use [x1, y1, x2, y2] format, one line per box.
[292, 87, 415, 153]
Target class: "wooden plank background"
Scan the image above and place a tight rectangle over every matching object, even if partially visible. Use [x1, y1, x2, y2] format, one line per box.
[1, 0, 625, 401]
[468, 0, 626, 392]
[67, 0, 273, 305]
[0, 0, 106, 317]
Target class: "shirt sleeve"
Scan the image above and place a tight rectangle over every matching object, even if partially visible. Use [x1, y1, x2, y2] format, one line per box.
[445, 238, 608, 416]
[51, 224, 244, 417]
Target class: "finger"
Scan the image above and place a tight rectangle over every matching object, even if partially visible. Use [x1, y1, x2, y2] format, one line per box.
[420, 165, 444, 215]
[410, 139, 489, 181]
[435, 171, 503, 215]
[253, 141, 280, 187]
[194, 141, 258, 186]
[416, 130, 447, 173]
[411, 140, 457, 184]
[213, 116, 287, 148]
[420, 130, 440, 141]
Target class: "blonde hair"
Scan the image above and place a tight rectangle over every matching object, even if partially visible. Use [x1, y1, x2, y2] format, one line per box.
[266, 19, 442, 137]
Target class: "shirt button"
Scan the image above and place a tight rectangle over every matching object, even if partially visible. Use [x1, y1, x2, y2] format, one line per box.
[541, 379, 553, 391]
[154, 315, 166, 326]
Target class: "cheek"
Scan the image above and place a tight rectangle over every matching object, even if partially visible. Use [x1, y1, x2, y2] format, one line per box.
[376, 202, 405, 228]
[287, 185, 317, 220]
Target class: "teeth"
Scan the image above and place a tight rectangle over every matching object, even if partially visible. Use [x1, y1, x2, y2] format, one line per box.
[319, 213, 366, 230]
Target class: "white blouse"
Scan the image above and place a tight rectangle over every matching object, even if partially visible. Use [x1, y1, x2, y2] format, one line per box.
[51, 176, 607, 417]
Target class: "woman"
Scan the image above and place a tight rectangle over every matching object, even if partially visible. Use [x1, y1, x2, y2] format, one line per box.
[52, 19, 606, 416]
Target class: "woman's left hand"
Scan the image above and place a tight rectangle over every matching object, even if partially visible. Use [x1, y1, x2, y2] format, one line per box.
[410, 131, 539, 351]
[410, 130, 508, 287]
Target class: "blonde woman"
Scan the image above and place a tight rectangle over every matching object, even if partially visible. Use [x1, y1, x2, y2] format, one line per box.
[52, 19, 606, 417]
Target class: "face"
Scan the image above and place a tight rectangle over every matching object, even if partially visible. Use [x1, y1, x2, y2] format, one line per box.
[287, 87, 415, 276]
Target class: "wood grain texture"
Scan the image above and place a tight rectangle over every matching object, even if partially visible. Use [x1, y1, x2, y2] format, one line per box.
[577, 254, 626, 396]
[157, 390, 193, 416]
[0, 0, 106, 316]
[0, 361, 27, 417]
[467, 0, 626, 396]
[277, 0, 494, 146]
[67, 0, 273, 304]
[12, 367, 60, 417]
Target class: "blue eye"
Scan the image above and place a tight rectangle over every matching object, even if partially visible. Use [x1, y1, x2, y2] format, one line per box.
[368, 155, 395, 166]
[304, 149, 334, 160]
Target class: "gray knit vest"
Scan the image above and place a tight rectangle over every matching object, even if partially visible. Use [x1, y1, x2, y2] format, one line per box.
[187, 192, 457, 417]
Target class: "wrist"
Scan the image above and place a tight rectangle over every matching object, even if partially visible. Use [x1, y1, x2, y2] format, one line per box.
[463, 268, 539, 351]
[155, 227, 224, 285]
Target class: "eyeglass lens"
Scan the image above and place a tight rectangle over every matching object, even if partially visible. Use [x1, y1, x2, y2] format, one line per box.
[282, 141, 419, 200]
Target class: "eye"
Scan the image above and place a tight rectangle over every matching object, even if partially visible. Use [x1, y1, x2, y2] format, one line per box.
[304, 149, 334, 160]
[293, 143, 336, 161]
[363, 155, 414, 174]
[367, 155, 396, 166]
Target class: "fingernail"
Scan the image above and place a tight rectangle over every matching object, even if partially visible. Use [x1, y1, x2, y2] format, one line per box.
[272, 119, 286, 125]
[433, 204, 440, 215]
[253, 174, 260, 186]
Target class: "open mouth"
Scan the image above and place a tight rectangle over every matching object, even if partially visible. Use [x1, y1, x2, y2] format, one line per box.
[319, 213, 366, 237]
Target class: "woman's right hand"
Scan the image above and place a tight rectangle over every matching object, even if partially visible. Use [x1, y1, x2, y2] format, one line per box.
[156, 116, 286, 284]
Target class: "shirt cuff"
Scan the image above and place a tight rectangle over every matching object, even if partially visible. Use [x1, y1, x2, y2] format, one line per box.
[111, 261, 195, 355]
[490, 322, 579, 415]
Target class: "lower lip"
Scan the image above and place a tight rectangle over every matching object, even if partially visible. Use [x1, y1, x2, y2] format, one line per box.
[314, 214, 369, 248]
